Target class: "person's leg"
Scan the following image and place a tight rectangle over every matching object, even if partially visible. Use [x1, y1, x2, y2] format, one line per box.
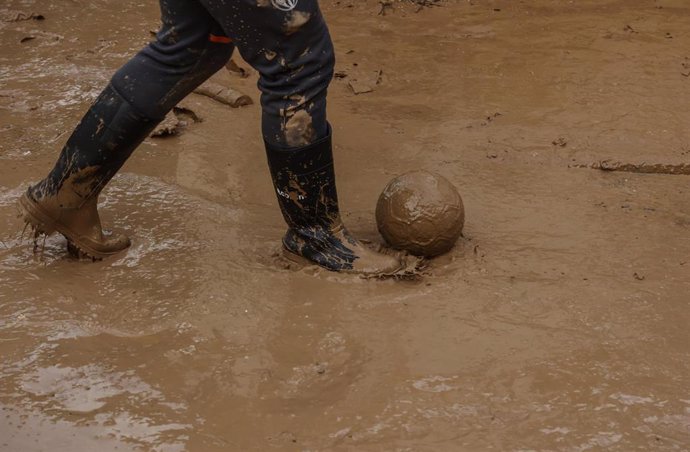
[199, 0, 331, 147]
[201, 0, 404, 274]
[110, 0, 235, 120]
[20, 0, 234, 258]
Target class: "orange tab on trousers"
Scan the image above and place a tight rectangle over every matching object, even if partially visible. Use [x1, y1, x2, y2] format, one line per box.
[209, 34, 232, 44]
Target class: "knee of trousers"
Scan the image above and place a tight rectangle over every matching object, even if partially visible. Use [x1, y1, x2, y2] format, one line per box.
[111, 29, 234, 119]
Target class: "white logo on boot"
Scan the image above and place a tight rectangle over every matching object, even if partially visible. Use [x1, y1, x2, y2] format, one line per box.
[271, 0, 298, 11]
[276, 188, 306, 201]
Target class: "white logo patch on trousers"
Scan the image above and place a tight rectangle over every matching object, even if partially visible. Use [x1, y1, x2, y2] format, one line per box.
[271, 0, 298, 11]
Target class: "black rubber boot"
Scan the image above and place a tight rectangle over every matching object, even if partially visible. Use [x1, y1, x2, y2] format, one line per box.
[18, 84, 161, 259]
[265, 129, 406, 275]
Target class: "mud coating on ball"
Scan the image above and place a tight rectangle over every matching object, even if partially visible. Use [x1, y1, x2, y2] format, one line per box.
[376, 170, 464, 257]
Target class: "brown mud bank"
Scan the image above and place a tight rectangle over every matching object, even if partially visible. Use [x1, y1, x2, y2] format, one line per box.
[1, 0, 689, 450]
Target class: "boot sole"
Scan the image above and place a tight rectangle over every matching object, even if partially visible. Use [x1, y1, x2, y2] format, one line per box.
[281, 247, 416, 278]
[18, 192, 125, 260]
[282, 248, 366, 275]
[282, 248, 317, 267]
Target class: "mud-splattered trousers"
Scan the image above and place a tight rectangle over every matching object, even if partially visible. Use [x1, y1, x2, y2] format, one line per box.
[113, 0, 334, 148]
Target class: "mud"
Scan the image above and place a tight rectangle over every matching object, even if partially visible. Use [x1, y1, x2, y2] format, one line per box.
[376, 170, 464, 257]
[285, 11, 312, 35]
[589, 159, 690, 176]
[1, 0, 690, 451]
[151, 104, 205, 138]
[283, 109, 316, 147]
[193, 82, 253, 108]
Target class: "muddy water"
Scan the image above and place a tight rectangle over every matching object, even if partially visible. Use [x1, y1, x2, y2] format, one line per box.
[1, 0, 690, 450]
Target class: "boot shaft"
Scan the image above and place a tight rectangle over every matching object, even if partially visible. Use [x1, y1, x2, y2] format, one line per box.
[265, 129, 341, 230]
[29, 84, 160, 207]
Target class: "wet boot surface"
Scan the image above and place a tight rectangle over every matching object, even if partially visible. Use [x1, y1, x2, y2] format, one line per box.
[265, 129, 417, 277]
[281, 224, 418, 276]
[19, 190, 130, 259]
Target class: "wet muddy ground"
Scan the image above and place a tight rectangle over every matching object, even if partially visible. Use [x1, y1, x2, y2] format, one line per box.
[1, 0, 690, 450]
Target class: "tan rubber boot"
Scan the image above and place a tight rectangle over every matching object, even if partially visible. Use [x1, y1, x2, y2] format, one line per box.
[18, 185, 130, 259]
[18, 84, 160, 259]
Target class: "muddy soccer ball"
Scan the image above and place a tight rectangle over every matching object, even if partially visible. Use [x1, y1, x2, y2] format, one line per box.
[376, 170, 464, 257]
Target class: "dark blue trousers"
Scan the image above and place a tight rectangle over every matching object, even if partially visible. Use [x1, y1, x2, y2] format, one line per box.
[111, 0, 334, 147]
